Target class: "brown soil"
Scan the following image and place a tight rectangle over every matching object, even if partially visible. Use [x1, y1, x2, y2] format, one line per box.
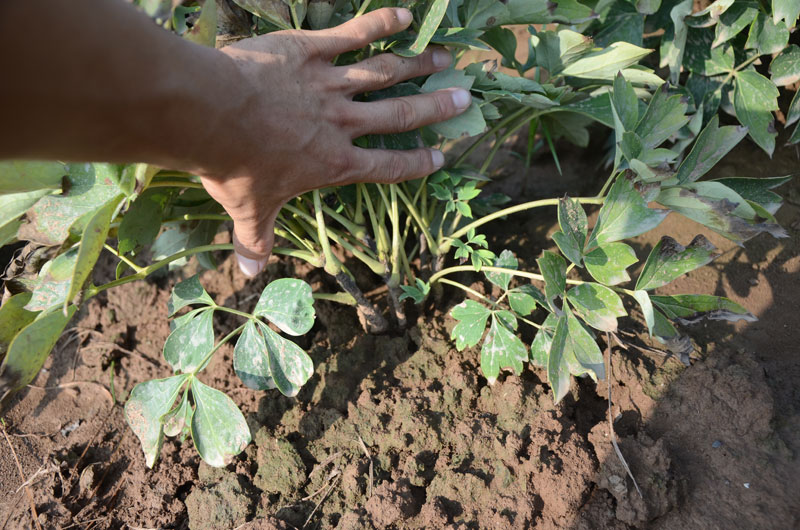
[1, 137, 799, 530]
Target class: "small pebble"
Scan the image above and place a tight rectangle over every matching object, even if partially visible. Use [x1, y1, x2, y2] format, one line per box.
[744, 483, 751, 489]
[712, 440, 723, 449]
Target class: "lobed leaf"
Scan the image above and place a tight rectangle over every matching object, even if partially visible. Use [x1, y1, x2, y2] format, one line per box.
[254, 278, 315, 336]
[480, 314, 527, 385]
[772, 0, 800, 27]
[163, 309, 215, 373]
[509, 284, 546, 316]
[634, 84, 689, 149]
[636, 235, 719, 291]
[745, 13, 789, 56]
[567, 282, 626, 332]
[256, 320, 314, 398]
[584, 242, 638, 286]
[450, 299, 491, 350]
[713, 1, 758, 47]
[485, 249, 517, 291]
[769, 44, 800, 87]
[233, 319, 276, 391]
[168, 275, 215, 317]
[190, 378, 251, 467]
[674, 116, 748, 184]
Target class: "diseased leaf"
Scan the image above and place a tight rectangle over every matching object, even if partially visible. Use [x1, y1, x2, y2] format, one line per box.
[634, 84, 690, 149]
[184, 0, 217, 47]
[594, 1, 644, 48]
[531, 313, 558, 367]
[509, 285, 546, 316]
[552, 197, 587, 267]
[536, 251, 567, 309]
[547, 315, 571, 402]
[567, 283, 626, 332]
[713, 1, 758, 47]
[0, 190, 51, 245]
[162, 389, 193, 439]
[485, 249, 517, 291]
[232, 0, 291, 29]
[674, 116, 748, 184]
[398, 0, 449, 56]
[631, 289, 655, 336]
[684, 28, 735, 75]
[0, 293, 37, 359]
[659, 0, 693, 84]
[0, 161, 66, 193]
[190, 378, 251, 467]
[712, 176, 790, 215]
[584, 242, 638, 286]
[450, 300, 491, 350]
[772, 0, 800, 27]
[650, 294, 755, 323]
[562, 93, 615, 128]
[769, 44, 800, 86]
[562, 41, 653, 80]
[745, 13, 789, 56]
[480, 314, 527, 384]
[254, 278, 315, 336]
[587, 174, 669, 248]
[734, 70, 779, 156]
[163, 309, 215, 373]
[0, 306, 77, 407]
[256, 320, 314, 398]
[399, 279, 431, 304]
[233, 320, 276, 390]
[564, 311, 606, 381]
[168, 275, 215, 317]
[118, 189, 168, 254]
[124, 374, 188, 468]
[636, 235, 719, 291]
[431, 27, 490, 51]
[25, 247, 79, 311]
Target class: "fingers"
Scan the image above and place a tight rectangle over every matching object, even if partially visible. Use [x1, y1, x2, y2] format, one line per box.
[345, 87, 471, 136]
[335, 47, 452, 95]
[309, 8, 412, 59]
[343, 147, 445, 185]
[232, 214, 277, 277]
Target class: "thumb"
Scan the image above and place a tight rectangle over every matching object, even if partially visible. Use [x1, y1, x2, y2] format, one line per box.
[232, 214, 277, 277]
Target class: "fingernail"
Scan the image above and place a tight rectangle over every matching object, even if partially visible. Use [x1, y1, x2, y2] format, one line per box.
[451, 88, 471, 110]
[431, 149, 445, 169]
[396, 8, 412, 26]
[236, 253, 266, 277]
[433, 49, 452, 69]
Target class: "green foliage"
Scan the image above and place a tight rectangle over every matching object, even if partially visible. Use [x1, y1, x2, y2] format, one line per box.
[1, 0, 796, 465]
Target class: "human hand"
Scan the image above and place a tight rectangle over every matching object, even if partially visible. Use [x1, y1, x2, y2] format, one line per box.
[197, 8, 470, 276]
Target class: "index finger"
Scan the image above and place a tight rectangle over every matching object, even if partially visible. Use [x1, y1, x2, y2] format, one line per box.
[308, 8, 412, 59]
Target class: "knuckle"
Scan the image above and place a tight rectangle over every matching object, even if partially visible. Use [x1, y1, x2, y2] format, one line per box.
[392, 98, 416, 131]
[433, 92, 453, 120]
[387, 154, 411, 181]
[374, 56, 396, 86]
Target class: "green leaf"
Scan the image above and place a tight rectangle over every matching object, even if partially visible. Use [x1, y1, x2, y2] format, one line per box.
[190, 378, 251, 467]
[118, 189, 168, 254]
[553, 196, 588, 267]
[584, 242, 638, 286]
[233, 320, 276, 391]
[0, 161, 66, 193]
[508, 285, 546, 316]
[684, 28, 735, 75]
[430, 27, 491, 51]
[485, 249, 517, 291]
[713, 1, 758, 47]
[659, 0, 693, 84]
[0, 293, 37, 359]
[562, 41, 653, 80]
[254, 278, 315, 336]
[502, 0, 592, 25]
[464, 0, 510, 29]
[531, 313, 558, 367]
[712, 176, 791, 215]
[65, 196, 123, 312]
[594, 1, 644, 48]
[636, 0, 661, 15]
[480, 314, 527, 384]
[162, 389, 193, 439]
[612, 72, 639, 132]
[745, 13, 789, 55]
[562, 93, 615, 128]
[770, 44, 800, 87]
[652, 307, 679, 339]
[674, 115, 748, 184]
[256, 320, 314, 398]
[450, 299, 491, 350]
[481, 26, 518, 67]
[564, 311, 605, 381]
[734, 70, 779, 156]
[536, 251, 567, 309]
[587, 175, 669, 248]
[0, 305, 76, 405]
[398, 0, 449, 56]
[634, 84, 690, 149]
[547, 315, 571, 402]
[567, 283, 626, 332]
[183, 0, 217, 47]
[685, 0, 733, 26]
[163, 309, 215, 373]
[399, 279, 431, 304]
[531, 29, 593, 77]
[232, 0, 291, 30]
[168, 275, 215, 317]
[631, 289, 655, 336]
[21, 163, 121, 245]
[124, 374, 188, 468]
[773, 0, 800, 27]
[25, 247, 79, 311]
[650, 294, 755, 323]
[636, 235, 719, 291]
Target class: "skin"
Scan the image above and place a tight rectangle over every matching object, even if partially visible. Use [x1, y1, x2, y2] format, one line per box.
[0, 1, 470, 275]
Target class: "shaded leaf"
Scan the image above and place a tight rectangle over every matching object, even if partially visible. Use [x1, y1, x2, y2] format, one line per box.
[450, 299, 491, 350]
[398, 0, 449, 56]
[25, 247, 79, 311]
[531, 313, 558, 367]
[684, 28, 735, 75]
[257, 320, 314, 398]
[634, 84, 689, 148]
[584, 242, 638, 286]
[254, 278, 315, 336]
[631, 289, 655, 336]
[713, 1, 758, 47]
[745, 13, 789, 55]
[770, 44, 800, 87]
[163, 309, 215, 373]
[168, 275, 215, 317]
[674, 116, 748, 184]
[567, 282, 626, 332]
[562, 41, 653, 80]
[124, 374, 188, 468]
[0, 161, 66, 193]
[536, 251, 567, 310]
[118, 189, 168, 254]
[0, 293, 37, 359]
[552, 197, 587, 267]
[232, 0, 291, 29]
[636, 235, 719, 291]
[564, 310, 606, 381]
[659, 0, 693, 84]
[161, 388, 193, 439]
[233, 320, 276, 390]
[650, 294, 755, 323]
[190, 378, 251, 467]
[612, 72, 639, 132]
[712, 176, 791, 215]
[562, 93, 615, 128]
[509, 285, 546, 316]
[480, 314, 527, 384]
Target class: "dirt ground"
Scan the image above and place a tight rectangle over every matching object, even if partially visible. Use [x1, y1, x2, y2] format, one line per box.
[1, 131, 799, 530]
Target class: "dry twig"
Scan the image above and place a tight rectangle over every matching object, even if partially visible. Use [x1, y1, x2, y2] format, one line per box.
[1, 421, 44, 530]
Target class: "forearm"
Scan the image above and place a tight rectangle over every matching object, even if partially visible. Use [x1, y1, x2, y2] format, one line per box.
[0, 0, 243, 174]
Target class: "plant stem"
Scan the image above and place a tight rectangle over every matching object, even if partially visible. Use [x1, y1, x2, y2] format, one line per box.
[192, 323, 246, 375]
[313, 190, 341, 275]
[355, 0, 373, 17]
[147, 180, 205, 189]
[394, 185, 438, 254]
[596, 170, 620, 198]
[438, 277, 495, 306]
[103, 244, 143, 273]
[162, 213, 231, 223]
[312, 292, 357, 305]
[444, 197, 605, 253]
[452, 107, 534, 168]
[430, 265, 586, 286]
[479, 110, 536, 174]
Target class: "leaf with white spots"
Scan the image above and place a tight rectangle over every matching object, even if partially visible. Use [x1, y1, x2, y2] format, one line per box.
[233, 319, 276, 391]
[536, 251, 567, 311]
[769, 44, 800, 87]
[508, 284, 546, 316]
[531, 313, 558, 368]
[254, 278, 315, 336]
[485, 249, 517, 291]
[124, 374, 189, 468]
[636, 235, 719, 291]
[480, 314, 527, 385]
[552, 196, 587, 267]
[256, 320, 314, 398]
[190, 378, 252, 467]
[168, 274, 215, 317]
[650, 294, 755, 323]
[163, 309, 214, 373]
[161, 387, 193, 439]
[450, 300, 491, 350]
[584, 242, 638, 286]
[547, 315, 571, 402]
[567, 283, 627, 332]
